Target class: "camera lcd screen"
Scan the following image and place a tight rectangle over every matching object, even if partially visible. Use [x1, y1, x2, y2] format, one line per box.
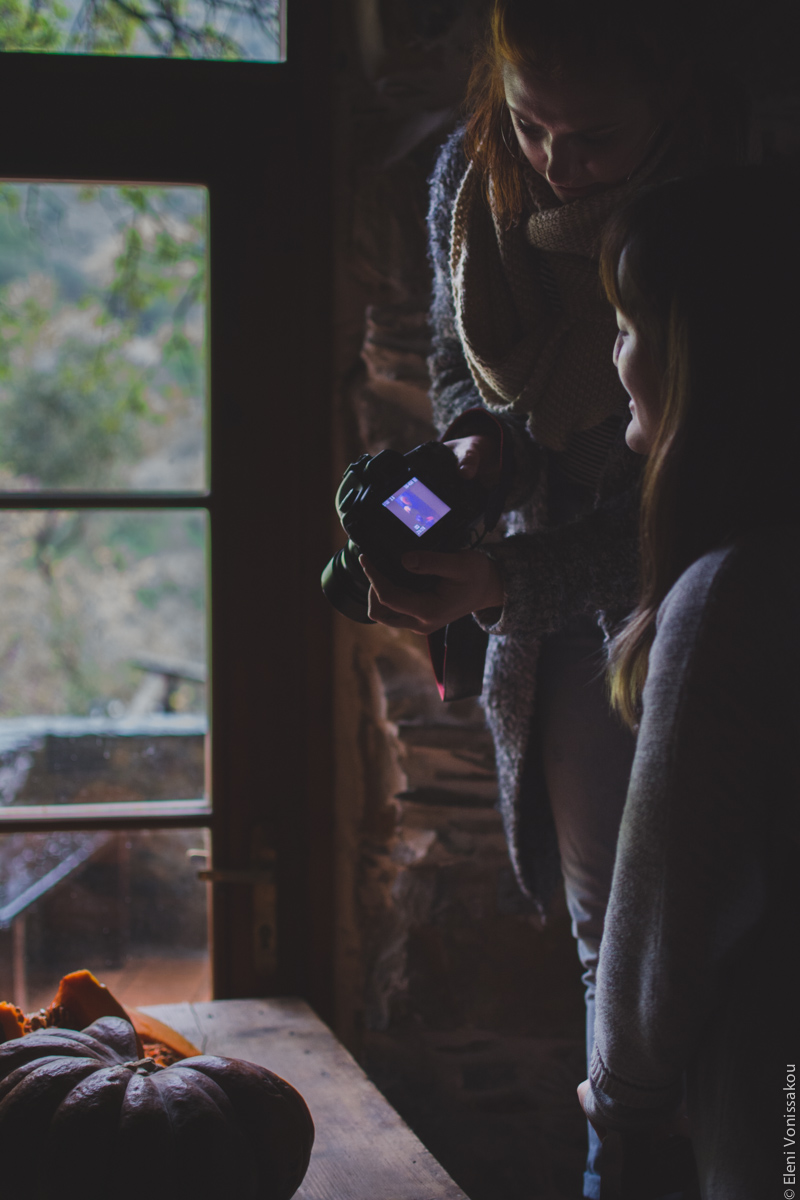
[383, 477, 451, 537]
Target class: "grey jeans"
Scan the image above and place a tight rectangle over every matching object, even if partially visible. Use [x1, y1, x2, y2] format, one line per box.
[535, 617, 636, 1197]
[536, 616, 635, 999]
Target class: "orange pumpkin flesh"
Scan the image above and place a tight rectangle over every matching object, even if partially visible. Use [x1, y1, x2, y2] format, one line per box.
[127, 1008, 202, 1063]
[0, 969, 200, 1064]
[0, 1003, 23, 1041]
[47, 968, 132, 1030]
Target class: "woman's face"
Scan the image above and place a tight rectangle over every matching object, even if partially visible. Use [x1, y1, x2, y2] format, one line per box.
[613, 306, 663, 454]
[503, 62, 662, 203]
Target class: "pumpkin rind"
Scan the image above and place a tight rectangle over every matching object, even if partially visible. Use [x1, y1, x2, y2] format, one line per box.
[0, 1002, 24, 1041]
[0, 1016, 314, 1200]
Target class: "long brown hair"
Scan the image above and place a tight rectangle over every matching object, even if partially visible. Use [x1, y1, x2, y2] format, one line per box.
[600, 166, 800, 727]
[464, 0, 746, 228]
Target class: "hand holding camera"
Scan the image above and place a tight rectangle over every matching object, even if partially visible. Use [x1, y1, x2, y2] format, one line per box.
[360, 547, 503, 635]
[321, 439, 504, 628]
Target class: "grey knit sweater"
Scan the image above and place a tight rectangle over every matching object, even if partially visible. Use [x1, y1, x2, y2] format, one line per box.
[587, 532, 800, 1197]
[428, 128, 642, 910]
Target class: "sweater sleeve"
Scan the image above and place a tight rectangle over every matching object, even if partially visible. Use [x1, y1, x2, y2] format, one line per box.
[588, 542, 792, 1130]
[474, 481, 640, 637]
[427, 127, 482, 431]
[427, 128, 542, 509]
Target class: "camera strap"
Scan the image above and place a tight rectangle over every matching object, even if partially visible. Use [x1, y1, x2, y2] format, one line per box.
[428, 615, 489, 701]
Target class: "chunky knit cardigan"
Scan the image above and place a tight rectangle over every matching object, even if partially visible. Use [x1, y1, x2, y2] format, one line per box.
[449, 145, 643, 450]
[428, 127, 642, 911]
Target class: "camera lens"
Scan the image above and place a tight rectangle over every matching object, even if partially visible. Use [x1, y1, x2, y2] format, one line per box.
[320, 541, 374, 624]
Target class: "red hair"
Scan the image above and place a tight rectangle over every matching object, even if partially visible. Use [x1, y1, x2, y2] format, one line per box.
[463, 0, 730, 227]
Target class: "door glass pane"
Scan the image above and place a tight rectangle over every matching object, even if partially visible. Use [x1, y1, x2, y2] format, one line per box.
[0, 0, 283, 60]
[0, 509, 207, 809]
[0, 827, 211, 1012]
[0, 183, 207, 492]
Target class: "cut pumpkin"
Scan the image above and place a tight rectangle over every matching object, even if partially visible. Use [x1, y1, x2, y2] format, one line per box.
[0, 969, 200, 1062]
[0, 1015, 315, 1200]
[128, 1008, 202, 1062]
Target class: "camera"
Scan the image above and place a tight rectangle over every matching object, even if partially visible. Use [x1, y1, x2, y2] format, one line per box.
[321, 441, 490, 624]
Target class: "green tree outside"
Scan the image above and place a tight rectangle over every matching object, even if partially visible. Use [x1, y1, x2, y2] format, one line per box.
[0, 184, 208, 716]
[0, 0, 280, 59]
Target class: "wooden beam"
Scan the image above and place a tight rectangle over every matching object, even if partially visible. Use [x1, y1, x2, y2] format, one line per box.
[12, 916, 27, 1012]
[0, 799, 212, 834]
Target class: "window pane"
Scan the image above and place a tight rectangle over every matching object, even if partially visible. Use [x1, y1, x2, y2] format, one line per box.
[0, 828, 211, 1012]
[0, 183, 207, 492]
[0, 0, 282, 61]
[0, 509, 207, 808]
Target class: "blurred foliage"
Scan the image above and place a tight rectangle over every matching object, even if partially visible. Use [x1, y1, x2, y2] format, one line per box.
[0, 186, 207, 716]
[0, 0, 67, 50]
[0, 0, 279, 59]
[0, 183, 205, 489]
[0, 508, 207, 716]
[2, 351, 148, 487]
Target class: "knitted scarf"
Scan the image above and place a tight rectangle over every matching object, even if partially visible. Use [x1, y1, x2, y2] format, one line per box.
[449, 134, 677, 450]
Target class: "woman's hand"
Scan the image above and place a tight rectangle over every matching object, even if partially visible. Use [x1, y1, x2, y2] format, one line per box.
[577, 1080, 608, 1140]
[577, 1079, 691, 1142]
[443, 435, 502, 488]
[360, 549, 504, 635]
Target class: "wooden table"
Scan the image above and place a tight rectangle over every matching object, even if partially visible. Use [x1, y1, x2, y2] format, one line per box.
[141, 998, 470, 1200]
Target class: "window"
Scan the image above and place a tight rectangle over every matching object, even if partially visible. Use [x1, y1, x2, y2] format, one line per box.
[0, 0, 285, 60]
[0, 8, 334, 1016]
[0, 180, 211, 1006]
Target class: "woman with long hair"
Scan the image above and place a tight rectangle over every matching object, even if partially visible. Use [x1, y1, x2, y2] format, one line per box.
[360, 2, 747, 1193]
[577, 164, 800, 1196]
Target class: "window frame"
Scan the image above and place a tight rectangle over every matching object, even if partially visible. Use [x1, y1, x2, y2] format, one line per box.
[0, 11, 335, 1017]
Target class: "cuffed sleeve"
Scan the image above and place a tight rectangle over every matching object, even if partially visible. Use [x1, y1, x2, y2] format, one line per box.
[474, 487, 640, 638]
[587, 1045, 683, 1132]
